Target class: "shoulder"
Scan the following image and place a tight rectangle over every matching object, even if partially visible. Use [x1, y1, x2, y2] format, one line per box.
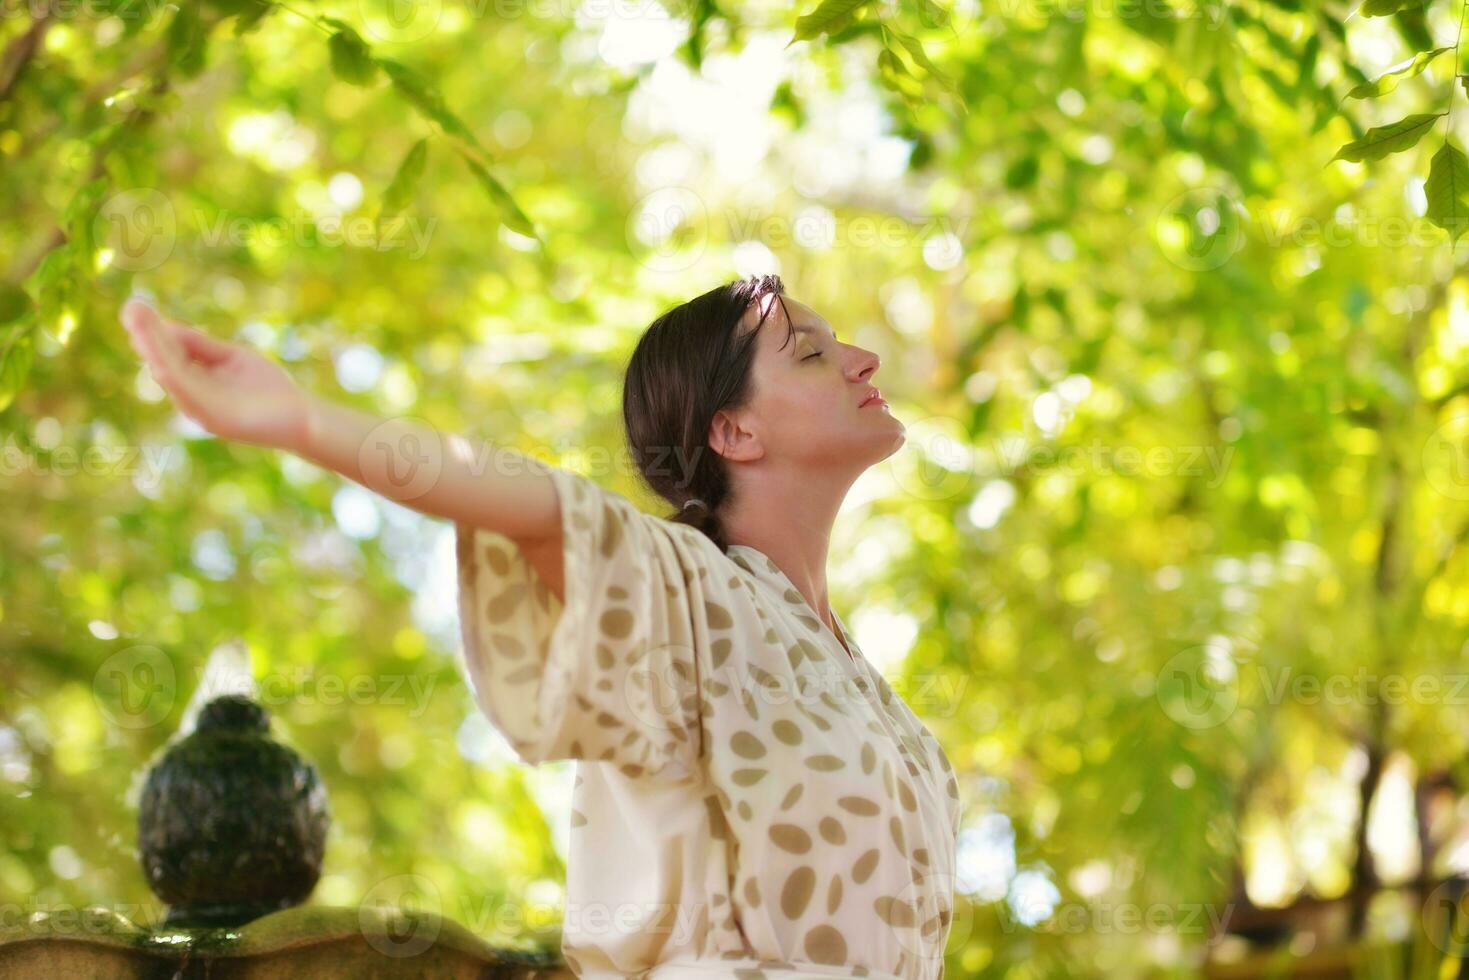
[553, 468, 740, 568]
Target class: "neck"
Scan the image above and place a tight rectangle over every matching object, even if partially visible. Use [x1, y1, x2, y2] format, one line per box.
[722, 467, 852, 632]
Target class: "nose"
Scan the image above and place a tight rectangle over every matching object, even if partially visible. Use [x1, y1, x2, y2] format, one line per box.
[847, 345, 880, 382]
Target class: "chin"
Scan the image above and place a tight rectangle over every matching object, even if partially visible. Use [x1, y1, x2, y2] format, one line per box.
[865, 426, 906, 464]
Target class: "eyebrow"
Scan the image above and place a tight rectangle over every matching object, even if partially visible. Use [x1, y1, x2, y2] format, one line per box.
[791, 323, 838, 340]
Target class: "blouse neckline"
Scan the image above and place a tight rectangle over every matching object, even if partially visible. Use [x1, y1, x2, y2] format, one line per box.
[725, 543, 862, 669]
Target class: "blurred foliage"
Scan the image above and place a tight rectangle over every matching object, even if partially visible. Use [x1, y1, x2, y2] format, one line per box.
[7, 0, 1469, 975]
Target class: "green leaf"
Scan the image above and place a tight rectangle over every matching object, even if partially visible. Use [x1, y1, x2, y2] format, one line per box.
[1331, 112, 1444, 162]
[879, 47, 913, 79]
[232, 0, 271, 35]
[888, 29, 954, 90]
[789, 0, 876, 45]
[0, 331, 34, 414]
[912, 0, 950, 29]
[104, 0, 162, 35]
[1297, 35, 1320, 92]
[1346, 46, 1449, 99]
[1425, 142, 1469, 242]
[379, 138, 429, 226]
[828, 19, 881, 44]
[324, 20, 379, 86]
[0, 286, 33, 325]
[876, 49, 925, 105]
[460, 153, 538, 241]
[64, 176, 110, 255]
[31, 244, 76, 325]
[1359, 0, 1421, 15]
[680, 0, 718, 69]
[165, 3, 208, 79]
[376, 59, 484, 154]
[203, 0, 255, 15]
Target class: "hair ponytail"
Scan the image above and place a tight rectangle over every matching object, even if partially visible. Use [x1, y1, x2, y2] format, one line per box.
[623, 274, 790, 553]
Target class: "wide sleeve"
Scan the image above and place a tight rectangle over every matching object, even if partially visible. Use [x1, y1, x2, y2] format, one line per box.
[454, 465, 708, 783]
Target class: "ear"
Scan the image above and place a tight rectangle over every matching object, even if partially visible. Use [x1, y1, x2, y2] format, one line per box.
[708, 406, 764, 463]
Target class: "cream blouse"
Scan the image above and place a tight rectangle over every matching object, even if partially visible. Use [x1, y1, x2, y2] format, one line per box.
[455, 466, 962, 979]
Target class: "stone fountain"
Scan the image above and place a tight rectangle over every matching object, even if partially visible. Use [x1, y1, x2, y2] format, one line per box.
[0, 644, 570, 978]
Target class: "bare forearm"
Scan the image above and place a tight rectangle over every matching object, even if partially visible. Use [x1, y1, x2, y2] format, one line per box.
[294, 392, 560, 540]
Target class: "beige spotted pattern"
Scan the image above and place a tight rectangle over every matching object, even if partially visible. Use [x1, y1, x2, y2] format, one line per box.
[455, 466, 962, 980]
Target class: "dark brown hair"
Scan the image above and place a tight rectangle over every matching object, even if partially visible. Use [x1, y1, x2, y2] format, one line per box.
[622, 274, 794, 552]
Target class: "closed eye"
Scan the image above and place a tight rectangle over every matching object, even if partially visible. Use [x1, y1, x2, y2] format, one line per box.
[803, 351, 823, 361]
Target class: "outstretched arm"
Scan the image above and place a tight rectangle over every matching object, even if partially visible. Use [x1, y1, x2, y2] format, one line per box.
[118, 297, 562, 547]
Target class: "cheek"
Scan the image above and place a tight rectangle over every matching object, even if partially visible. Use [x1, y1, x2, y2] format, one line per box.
[766, 383, 828, 422]
[766, 391, 853, 450]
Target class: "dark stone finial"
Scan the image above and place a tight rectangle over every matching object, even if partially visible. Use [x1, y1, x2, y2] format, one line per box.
[137, 694, 330, 928]
[195, 695, 270, 734]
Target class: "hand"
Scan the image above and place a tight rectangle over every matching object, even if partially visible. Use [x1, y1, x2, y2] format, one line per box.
[120, 297, 312, 451]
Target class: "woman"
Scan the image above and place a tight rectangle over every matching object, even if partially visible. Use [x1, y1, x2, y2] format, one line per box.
[120, 273, 962, 979]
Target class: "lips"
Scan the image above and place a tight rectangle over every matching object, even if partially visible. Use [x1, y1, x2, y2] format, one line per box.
[860, 388, 883, 407]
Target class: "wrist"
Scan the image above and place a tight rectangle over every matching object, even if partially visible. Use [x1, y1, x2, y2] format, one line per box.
[293, 391, 323, 460]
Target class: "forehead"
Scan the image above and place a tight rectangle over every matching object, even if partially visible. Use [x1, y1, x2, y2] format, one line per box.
[741, 294, 831, 353]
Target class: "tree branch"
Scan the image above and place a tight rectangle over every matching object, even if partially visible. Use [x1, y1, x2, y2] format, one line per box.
[0, 2, 54, 104]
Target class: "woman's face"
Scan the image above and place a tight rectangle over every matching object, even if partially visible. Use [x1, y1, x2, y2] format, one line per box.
[724, 292, 905, 472]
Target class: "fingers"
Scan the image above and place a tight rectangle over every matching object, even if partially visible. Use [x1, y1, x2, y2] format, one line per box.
[119, 298, 209, 416]
[164, 319, 233, 366]
[121, 299, 174, 379]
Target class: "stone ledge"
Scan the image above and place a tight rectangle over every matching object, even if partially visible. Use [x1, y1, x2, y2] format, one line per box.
[0, 904, 573, 979]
